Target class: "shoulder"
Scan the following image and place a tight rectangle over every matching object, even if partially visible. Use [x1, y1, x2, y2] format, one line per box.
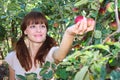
[5, 51, 22, 71]
[45, 46, 59, 62]
[5, 51, 16, 64]
[49, 46, 59, 56]
[50, 46, 59, 52]
[5, 51, 16, 60]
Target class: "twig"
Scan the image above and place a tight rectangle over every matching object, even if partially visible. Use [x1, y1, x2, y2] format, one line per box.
[87, 0, 101, 45]
[102, 31, 117, 44]
[115, 0, 120, 32]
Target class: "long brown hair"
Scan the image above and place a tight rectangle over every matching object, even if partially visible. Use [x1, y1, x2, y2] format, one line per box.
[15, 11, 57, 71]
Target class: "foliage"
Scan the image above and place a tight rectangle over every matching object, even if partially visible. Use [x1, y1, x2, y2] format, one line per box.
[38, 42, 120, 80]
[16, 73, 38, 80]
[0, 0, 120, 80]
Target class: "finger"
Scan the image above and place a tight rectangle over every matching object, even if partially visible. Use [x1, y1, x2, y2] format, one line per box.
[78, 17, 87, 34]
[75, 21, 81, 34]
[86, 27, 94, 32]
[78, 20, 84, 34]
[82, 17, 87, 32]
[86, 21, 95, 32]
[75, 21, 81, 29]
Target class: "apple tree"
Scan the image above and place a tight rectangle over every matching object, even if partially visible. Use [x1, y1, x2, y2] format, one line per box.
[39, 0, 120, 80]
[0, 0, 120, 80]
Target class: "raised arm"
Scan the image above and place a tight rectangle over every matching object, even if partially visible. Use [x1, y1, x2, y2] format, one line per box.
[53, 17, 95, 63]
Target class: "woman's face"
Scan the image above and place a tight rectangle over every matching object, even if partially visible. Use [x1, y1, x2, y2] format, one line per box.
[24, 23, 47, 43]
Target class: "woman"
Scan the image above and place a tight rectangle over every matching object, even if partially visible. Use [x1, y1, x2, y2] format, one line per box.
[5, 11, 95, 80]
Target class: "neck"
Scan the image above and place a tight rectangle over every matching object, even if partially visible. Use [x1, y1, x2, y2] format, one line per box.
[29, 41, 43, 58]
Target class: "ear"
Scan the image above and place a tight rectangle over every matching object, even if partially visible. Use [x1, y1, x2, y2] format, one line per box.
[24, 30, 27, 35]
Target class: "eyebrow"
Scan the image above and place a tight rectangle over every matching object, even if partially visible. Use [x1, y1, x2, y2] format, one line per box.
[28, 23, 46, 26]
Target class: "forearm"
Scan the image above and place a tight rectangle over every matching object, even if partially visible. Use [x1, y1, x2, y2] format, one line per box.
[9, 66, 15, 80]
[53, 17, 95, 63]
[53, 27, 75, 63]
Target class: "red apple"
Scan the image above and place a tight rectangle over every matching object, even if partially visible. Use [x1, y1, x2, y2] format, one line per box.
[53, 22, 59, 28]
[106, 2, 114, 13]
[72, 8, 79, 13]
[105, 37, 115, 45]
[99, 7, 106, 15]
[109, 21, 118, 30]
[74, 15, 84, 24]
[74, 16, 95, 28]
[87, 18, 96, 27]
[72, 44, 81, 49]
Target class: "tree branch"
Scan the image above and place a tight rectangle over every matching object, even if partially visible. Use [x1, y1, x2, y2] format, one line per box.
[115, 0, 120, 32]
[102, 0, 120, 44]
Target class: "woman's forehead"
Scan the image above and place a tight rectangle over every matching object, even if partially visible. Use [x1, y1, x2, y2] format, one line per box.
[28, 23, 46, 26]
[27, 19, 45, 25]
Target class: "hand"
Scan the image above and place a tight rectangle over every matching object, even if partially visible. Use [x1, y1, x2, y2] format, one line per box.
[67, 17, 95, 35]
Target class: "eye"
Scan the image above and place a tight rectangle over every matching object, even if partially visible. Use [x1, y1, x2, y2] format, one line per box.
[30, 25, 35, 28]
[41, 25, 46, 28]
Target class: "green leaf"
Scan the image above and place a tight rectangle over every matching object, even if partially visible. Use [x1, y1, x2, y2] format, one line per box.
[39, 68, 48, 75]
[25, 73, 37, 80]
[94, 44, 110, 52]
[42, 70, 53, 79]
[51, 63, 56, 69]
[16, 75, 26, 80]
[94, 30, 102, 39]
[100, 66, 106, 80]
[1, 15, 7, 19]
[66, 66, 75, 71]
[110, 70, 120, 79]
[43, 61, 50, 68]
[56, 68, 69, 79]
[113, 42, 120, 48]
[74, 0, 88, 7]
[84, 71, 90, 80]
[109, 58, 120, 67]
[59, 61, 72, 66]
[83, 44, 110, 52]
[74, 66, 89, 80]
[64, 51, 81, 62]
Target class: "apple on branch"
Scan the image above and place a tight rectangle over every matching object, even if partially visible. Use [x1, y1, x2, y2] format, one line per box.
[53, 22, 59, 28]
[72, 7, 79, 13]
[106, 2, 114, 13]
[109, 21, 118, 30]
[99, 7, 106, 15]
[87, 18, 96, 27]
[105, 37, 115, 45]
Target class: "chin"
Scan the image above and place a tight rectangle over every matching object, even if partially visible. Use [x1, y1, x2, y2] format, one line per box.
[30, 38, 46, 43]
[34, 40, 44, 43]
[34, 39, 45, 43]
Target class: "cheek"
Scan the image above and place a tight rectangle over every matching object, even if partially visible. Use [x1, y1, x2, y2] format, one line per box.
[43, 29, 47, 34]
[24, 29, 33, 35]
[43, 32, 47, 38]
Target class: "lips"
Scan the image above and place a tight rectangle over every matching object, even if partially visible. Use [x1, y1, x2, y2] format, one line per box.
[34, 34, 42, 37]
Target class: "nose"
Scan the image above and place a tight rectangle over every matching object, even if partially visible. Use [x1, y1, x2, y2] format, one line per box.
[36, 26, 42, 32]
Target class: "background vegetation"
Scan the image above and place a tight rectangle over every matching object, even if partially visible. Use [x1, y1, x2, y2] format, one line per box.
[0, 0, 120, 80]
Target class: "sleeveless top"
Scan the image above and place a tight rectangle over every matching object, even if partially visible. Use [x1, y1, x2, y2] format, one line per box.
[5, 46, 58, 79]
